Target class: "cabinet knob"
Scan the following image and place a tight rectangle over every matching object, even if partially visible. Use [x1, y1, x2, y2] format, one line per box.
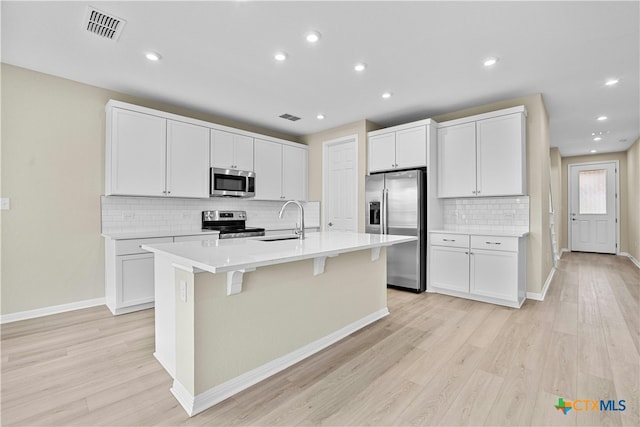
[328, 222, 333, 227]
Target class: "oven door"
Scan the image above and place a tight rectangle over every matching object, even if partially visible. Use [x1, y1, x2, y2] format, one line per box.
[210, 168, 255, 197]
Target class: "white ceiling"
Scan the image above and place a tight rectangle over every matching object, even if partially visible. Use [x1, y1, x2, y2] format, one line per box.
[2, 1, 638, 157]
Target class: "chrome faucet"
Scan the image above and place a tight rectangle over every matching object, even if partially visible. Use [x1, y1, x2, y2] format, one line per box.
[278, 200, 305, 240]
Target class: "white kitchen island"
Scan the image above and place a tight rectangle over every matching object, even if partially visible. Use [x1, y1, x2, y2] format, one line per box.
[142, 231, 414, 416]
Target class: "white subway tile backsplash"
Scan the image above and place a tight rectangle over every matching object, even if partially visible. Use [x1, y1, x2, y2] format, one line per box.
[101, 196, 321, 235]
[443, 196, 529, 233]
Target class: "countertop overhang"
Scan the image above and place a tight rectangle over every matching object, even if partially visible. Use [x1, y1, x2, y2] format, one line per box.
[429, 229, 529, 238]
[142, 231, 415, 275]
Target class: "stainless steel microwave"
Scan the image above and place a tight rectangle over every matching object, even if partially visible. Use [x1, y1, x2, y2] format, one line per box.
[210, 168, 255, 198]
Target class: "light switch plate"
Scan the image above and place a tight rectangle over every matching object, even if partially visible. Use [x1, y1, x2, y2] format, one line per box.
[0, 198, 10, 210]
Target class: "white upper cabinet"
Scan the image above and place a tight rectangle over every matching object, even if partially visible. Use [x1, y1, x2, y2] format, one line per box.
[254, 139, 282, 200]
[437, 106, 526, 198]
[211, 129, 254, 171]
[476, 113, 526, 197]
[437, 122, 476, 198]
[108, 108, 167, 196]
[254, 139, 308, 201]
[368, 121, 434, 173]
[368, 132, 396, 172]
[106, 100, 304, 199]
[282, 144, 308, 201]
[395, 125, 428, 170]
[166, 120, 210, 198]
[107, 106, 210, 198]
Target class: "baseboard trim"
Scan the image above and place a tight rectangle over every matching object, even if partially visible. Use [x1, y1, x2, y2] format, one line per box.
[620, 252, 640, 269]
[527, 267, 556, 301]
[0, 298, 106, 324]
[171, 307, 390, 417]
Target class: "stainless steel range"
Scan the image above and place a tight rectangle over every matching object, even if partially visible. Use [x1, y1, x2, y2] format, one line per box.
[202, 210, 265, 239]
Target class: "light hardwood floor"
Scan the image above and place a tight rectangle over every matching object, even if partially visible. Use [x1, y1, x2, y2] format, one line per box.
[2, 252, 638, 426]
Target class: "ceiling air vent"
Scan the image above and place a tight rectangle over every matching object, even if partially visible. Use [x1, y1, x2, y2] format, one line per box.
[84, 6, 126, 41]
[279, 113, 301, 122]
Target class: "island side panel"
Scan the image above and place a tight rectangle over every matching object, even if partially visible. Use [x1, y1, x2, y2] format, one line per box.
[174, 268, 196, 395]
[183, 247, 387, 396]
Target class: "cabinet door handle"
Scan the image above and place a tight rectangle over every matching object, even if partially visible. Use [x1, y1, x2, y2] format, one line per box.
[485, 241, 501, 245]
[442, 239, 455, 242]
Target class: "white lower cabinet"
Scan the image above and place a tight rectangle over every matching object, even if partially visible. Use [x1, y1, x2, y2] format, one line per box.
[429, 232, 526, 308]
[116, 253, 156, 309]
[430, 238, 470, 293]
[471, 249, 518, 301]
[105, 234, 218, 315]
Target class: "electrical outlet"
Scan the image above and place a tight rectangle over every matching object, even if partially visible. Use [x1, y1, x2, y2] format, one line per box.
[0, 198, 10, 210]
[180, 280, 187, 302]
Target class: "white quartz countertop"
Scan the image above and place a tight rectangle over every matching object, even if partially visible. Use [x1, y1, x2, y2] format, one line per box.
[429, 229, 529, 237]
[141, 231, 415, 274]
[102, 230, 220, 240]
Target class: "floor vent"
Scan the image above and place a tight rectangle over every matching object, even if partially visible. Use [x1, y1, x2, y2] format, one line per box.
[84, 7, 126, 41]
[279, 113, 301, 122]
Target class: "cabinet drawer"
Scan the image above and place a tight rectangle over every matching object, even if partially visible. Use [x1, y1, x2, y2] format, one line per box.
[430, 233, 469, 248]
[115, 237, 172, 255]
[174, 234, 219, 243]
[471, 235, 518, 252]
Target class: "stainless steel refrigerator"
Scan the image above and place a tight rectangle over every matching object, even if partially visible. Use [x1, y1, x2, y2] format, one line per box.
[365, 169, 426, 292]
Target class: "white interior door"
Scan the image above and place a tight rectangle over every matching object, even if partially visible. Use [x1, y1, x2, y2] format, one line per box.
[323, 135, 358, 232]
[569, 161, 617, 254]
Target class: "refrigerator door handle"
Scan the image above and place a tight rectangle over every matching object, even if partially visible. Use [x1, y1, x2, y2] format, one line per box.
[382, 188, 389, 235]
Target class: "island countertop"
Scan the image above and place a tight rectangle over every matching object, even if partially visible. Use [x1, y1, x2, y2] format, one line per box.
[141, 231, 415, 274]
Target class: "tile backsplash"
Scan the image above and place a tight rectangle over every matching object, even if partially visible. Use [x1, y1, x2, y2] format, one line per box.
[442, 196, 529, 233]
[101, 196, 320, 235]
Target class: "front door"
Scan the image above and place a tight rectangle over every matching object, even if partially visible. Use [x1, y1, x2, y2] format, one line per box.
[569, 161, 617, 254]
[323, 135, 358, 232]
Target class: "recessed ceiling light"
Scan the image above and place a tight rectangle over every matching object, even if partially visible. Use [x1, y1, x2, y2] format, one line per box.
[597, 115, 608, 121]
[605, 78, 619, 86]
[316, 114, 325, 120]
[145, 52, 161, 61]
[274, 51, 288, 61]
[354, 63, 367, 72]
[305, 31, 321, 43]
[382, 92, 393, 99]
[593, 137, 602, 141]
[483, 57, 499, 67]
[590, 149, 598, 153]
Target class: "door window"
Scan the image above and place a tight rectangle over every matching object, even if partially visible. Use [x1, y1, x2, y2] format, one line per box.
[578, 169, 607, 214]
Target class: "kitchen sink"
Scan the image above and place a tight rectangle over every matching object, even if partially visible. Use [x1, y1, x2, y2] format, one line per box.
[257, 235, 299, 242]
